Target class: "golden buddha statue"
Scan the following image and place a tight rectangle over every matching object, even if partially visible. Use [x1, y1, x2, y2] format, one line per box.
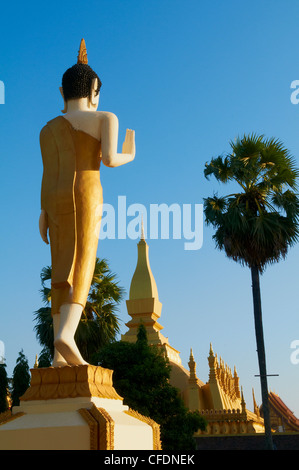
[39, 39, 135, 367]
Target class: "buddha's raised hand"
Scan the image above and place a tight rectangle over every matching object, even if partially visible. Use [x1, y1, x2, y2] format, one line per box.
[122, 129, 135, 161]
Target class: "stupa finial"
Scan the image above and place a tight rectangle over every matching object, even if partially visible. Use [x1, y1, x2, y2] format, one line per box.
[140, 215, 145, 240]
[77, 38, 88, 64]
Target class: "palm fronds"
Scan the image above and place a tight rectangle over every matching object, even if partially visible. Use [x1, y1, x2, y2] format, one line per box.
[34, 258, 125, 363]
[204, 134, 299, 272]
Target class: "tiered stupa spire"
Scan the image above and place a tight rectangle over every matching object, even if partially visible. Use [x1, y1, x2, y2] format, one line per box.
[128, 221, 160, 303]
[206, 343, 243, 410]
[121, 225, 182, 365]
[188, 349, 199, 385]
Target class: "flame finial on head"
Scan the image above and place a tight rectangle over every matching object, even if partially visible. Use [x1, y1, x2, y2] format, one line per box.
[77, 38, 88, 64]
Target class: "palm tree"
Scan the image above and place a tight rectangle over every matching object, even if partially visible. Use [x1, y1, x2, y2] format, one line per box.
[34, 258, 125, 364]
[204, 134, 299, 450]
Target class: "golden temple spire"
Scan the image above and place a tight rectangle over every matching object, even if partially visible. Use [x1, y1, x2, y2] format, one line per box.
[188, 349, 199, 385]
[208, 343, 218, 383]
[129, 228, 159, 301]
[234, 365, 240, 398]
[140, 215, 145, 240]
[123, 232, 183, 366]
[33, 354, 39, 369]
[188, 349, 195, 370]
[241, 386, 246, 413]
[77, 38, 88, 64]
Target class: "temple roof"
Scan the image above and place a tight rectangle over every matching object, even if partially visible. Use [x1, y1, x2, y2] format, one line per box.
[268, 391, 299, 431]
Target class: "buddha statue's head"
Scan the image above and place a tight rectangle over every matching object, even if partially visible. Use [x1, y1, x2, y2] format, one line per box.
[60, 39, 102, 112]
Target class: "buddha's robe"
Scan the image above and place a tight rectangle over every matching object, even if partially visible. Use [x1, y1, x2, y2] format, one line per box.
[40, 116, 102, 315]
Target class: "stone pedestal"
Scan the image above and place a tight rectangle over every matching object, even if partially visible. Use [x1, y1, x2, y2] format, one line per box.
[0, 365, 161, 450]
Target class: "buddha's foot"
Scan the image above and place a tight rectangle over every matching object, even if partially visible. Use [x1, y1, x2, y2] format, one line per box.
[54, 336, 88, 366]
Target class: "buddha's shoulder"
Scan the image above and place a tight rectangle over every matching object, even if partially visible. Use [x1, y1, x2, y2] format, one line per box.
[39, 116, 62, 138]
[79, 112, 118, 130]
[96, 111, 118, 122]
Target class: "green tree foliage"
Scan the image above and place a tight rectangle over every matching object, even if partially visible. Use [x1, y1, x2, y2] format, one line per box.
[0, 364, 9, 413]
[34, 258, 125, 364]
[204, 134, 299, 271]
[11, 350, 30, 407]
[96, 324, 206, 450]
[37, 349, 52, 368]
[204, 134, 299, 450]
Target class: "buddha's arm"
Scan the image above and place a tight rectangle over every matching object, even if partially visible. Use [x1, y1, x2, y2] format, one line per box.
[40, 168, 49, 245]
[39, 126, 55, 245]
[100, 112, 135, 167]
[39, 210, 49, 245]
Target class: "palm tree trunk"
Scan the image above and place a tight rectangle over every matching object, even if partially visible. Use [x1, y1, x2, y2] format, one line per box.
[250, 265, 274, 450]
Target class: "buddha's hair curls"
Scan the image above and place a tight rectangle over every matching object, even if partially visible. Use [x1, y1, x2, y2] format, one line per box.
[62, 63, 102, 101]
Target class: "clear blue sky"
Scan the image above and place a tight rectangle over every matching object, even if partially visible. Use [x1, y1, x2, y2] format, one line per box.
[1, 0, 299, 418]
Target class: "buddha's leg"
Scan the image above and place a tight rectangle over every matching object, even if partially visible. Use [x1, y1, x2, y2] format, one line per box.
[54, 303, 88, 366]
[52, 314, 68, 367]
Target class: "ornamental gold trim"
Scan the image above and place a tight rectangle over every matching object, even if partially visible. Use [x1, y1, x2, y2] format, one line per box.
[0, 410, 25, 426]
[78, 408, 98, 450]
[124, 408, 161, 450]
[87, 405, 114, 450]
[77, 405, 115, 450]
[91, 406, 115, 450]
[20, 365, 123, 402]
